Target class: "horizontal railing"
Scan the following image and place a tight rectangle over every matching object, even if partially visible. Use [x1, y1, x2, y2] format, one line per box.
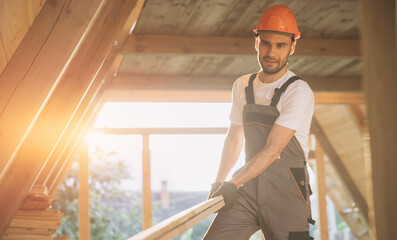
[127, 196, 224, 240]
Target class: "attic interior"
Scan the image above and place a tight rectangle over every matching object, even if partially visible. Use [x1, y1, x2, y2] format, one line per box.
[0, 0, 395, 240]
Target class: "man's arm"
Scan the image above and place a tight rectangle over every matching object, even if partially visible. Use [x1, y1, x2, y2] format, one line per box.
[214, 123, 244, 183]
[229, 123, 295, 187]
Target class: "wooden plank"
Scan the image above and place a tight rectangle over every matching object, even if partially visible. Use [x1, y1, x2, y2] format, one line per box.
[78, 142, 90, 240]
[349, 105, 366, 132]
[9, 218, 62, 229]
[27, 0, 46, 26]
[3, 234, 53, 240]
[142, 134, 152, 230]
[311, 117, 368, 219]
[47, 97, 105, 195]
[313, 92, 364, 104]
[0, 0, 31, 62]
[0, 0, 133, 235]
[36, 0, 141, 189]
[121, 34, 360, 57]
[103, 89, 364, 104]
[46, 87, 107, 195]
[6, 227, 57, 235]
[94, 127, 228, 135]
[315, 141, 329, 240]
[128, 196, 224, 240]
[359, 0, 397, 239]
[0, 0, 68, 175]
[0, 35, 6, 75]
[128, 0, 146, 34]
[14, 210, 63, 220]
[103, 90, 232, 103]
[109, 74, 362, 92]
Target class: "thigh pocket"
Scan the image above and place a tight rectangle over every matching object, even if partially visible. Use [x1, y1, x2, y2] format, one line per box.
[289, 231, 312, 240]
[288, 168, 308, 207]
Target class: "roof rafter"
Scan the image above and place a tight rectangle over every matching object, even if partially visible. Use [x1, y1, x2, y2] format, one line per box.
[0, 0, 140, 235]
[109, 74, 362, 92]
[103, 74, 364, 104]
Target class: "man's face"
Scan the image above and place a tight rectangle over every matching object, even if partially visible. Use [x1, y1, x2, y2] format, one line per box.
[256, 32, 293, 75]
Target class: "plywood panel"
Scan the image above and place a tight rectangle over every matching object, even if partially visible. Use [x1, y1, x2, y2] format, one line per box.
[134, 0, 359, 39]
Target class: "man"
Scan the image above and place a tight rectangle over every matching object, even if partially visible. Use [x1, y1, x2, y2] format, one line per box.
[204, 5, 315, 240]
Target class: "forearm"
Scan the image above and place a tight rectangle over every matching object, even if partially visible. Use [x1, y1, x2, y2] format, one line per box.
[229, 144, 280, 187]
[215, 136, 243, 182]
[229, 123, 295, 187]
[214, 124, 244, 182]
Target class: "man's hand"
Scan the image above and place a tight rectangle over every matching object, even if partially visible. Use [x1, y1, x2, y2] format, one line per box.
[208, 182, 222, 200]
[210, 181, 238, 211]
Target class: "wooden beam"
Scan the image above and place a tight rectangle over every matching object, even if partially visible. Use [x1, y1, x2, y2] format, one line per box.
[121, 35, 361, 57]
[0, 0, 106, 234]
[78, 142, 90, 240]
[104, 74, 364, 104]
[37, 0, 143, 190]
[313, 92, 364, 104]
[94, 127, 228, 135]
[0, 0, 138, 235]
[359, 0, 397, 239]
[103, 89, 364, 104]
[109, 74, 362, 92]
[311, 117, 368, 220]
[315, 141, 329, 240]
[349, 105, 367, 133]
[142, 134, 152, 230]
[46, 86, 107, 195]
[128, 196, 224, 240]
[0, 0, 69, 174]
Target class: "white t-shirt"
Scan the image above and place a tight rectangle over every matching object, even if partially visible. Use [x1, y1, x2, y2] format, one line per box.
[229, 70, 314, 160]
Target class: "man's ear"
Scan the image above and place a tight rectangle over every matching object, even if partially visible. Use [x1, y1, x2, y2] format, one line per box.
[289, 41, 296, 55]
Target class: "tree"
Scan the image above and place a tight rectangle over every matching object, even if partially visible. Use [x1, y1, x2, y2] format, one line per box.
[53, 146, 141, 239]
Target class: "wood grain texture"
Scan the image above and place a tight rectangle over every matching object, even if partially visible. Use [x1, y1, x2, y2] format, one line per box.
[0, 0, 30, 61]
[311, 116, 368, 220]
[128, 196, 224, 240]
[122, 34, 360, 57]
[108, 74, 362, 92]
[0, 0, 107, 235]
[359, 0, 397, 239]
[78, 142, 90, 240]
[315, 141, 329, 240]
[36, 0, 141, 190]
[142, 134, 152, 230]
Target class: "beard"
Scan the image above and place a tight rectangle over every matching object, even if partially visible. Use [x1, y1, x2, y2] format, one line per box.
[259, 54, 289, 75]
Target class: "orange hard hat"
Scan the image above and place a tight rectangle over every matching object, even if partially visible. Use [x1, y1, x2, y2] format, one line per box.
[253, 5, 300, 40]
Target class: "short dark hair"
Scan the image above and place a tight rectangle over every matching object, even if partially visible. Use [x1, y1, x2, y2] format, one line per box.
[254, 30, 295, 42]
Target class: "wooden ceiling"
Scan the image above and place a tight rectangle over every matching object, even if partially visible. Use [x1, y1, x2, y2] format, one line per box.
[117, 0, 361, 84]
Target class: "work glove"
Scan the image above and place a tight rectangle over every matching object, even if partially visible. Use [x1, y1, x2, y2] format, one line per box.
[208, 182, 222, 200]
[210, 181, 238, 211]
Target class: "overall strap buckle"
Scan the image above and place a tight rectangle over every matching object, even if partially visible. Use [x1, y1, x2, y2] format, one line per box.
[270, 75, 302, 107]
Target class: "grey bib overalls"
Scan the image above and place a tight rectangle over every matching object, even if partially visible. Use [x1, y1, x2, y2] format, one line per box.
[204, 73, 314, 240]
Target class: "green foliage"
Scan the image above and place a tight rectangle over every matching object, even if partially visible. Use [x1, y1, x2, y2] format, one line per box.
[53, 147, 141, 240]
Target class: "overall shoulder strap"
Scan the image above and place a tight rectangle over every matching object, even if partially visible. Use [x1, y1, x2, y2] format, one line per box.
[245, 73, 257, 104]
[270, 75, 302, 107]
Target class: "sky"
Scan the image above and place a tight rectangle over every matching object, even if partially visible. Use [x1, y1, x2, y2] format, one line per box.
[87, 102, 245, 191]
